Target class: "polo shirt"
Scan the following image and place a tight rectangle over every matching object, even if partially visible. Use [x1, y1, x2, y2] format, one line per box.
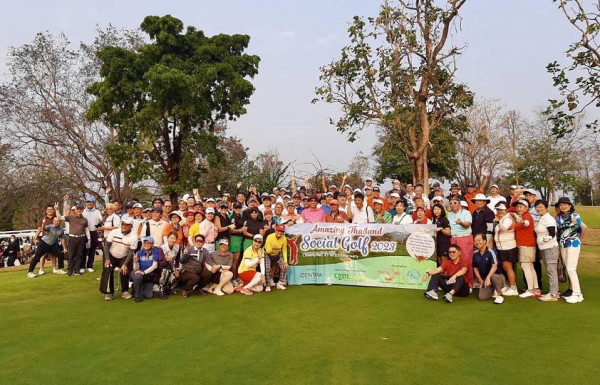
[83, 208, 103, 231]
[107, 228, 138, 259]
[265, 233, 288, 263]
[64, 215, 88, 236]
[301, 207, 327, 223]
[472, 247, 501, 279]
[447, 209, 472, 237]
[239, 247, 264, 274]
[136, 247, 161, 277]
[41, 225, 65, 246]
[37, 216, 55, 238]
[471, 206, 495, 236]
[352, 205, 374, 224]
[441, 257, 468, 277]
[211, 250, 233, 267]
[514, 212, 536, 247]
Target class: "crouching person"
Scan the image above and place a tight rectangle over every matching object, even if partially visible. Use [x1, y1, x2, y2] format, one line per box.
[472, 233, 506, 305]
[423, 244, 469, 303]
[236, 234, 266, 296]
[207, 238, 235, 296]
[102, 216, 138, 301]
[179, 234, 210, 298]
[131, 236, 161, 303]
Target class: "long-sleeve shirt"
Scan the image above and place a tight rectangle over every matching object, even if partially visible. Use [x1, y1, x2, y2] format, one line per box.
[265, 233, 288, 263]
[238, 246, 265, 274]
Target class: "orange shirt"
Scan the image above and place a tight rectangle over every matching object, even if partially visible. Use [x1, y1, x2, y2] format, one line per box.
[163, 223, 184, 245]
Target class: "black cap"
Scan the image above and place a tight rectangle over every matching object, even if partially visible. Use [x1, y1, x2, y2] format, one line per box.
[125, 201, 134, 209]
[373, 186, 380, 191]
[450, 183, 459, 188]
[233, 202, 243, 209]
[152, 196, 164, 204]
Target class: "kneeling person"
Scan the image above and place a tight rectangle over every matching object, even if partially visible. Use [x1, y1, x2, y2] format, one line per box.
[472, 233, 506, 304]
[423, 244, 470, 303]
[131, 236, 162, 303]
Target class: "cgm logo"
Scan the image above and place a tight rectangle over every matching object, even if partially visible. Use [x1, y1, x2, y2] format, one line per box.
[334, 273, 350, 280]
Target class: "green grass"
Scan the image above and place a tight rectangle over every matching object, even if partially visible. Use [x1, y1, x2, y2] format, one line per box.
[576, 206, 600, 228]
[1, 252, 600, 385]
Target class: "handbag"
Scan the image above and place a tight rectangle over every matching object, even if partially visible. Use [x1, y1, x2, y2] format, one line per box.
[557, 255, 567, 283]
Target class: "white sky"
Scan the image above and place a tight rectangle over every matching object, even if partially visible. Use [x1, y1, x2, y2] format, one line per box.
[0, 0, 584, 181]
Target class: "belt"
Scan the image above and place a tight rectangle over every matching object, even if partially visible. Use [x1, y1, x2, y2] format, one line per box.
[452, 234, 471, 239]
[69, 234, 86, 238]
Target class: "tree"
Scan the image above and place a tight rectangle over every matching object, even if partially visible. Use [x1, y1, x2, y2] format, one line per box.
[86, 15, 260, 200]
[0, 28, 143, 204]
[455, 98, 508, 188]
[546, 0, 600, 137]
[244, 149, 292, 194]
[314, 0, 472, 188]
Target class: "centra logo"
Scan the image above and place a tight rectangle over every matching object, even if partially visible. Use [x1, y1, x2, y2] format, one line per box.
[300, 272, 323, 278]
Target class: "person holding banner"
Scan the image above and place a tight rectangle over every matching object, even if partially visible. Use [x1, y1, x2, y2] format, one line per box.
[423, 244, 470, 303]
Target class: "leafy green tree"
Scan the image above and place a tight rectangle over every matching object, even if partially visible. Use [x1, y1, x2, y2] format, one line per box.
[546, 0, 600, 137]
[314, 0, 472, 188]
[243, 149, 292, 194]
[86, 15, 260, 199]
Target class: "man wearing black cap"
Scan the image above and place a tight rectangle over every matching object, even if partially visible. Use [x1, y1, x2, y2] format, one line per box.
[446, 182, 465, 202]
[61, 196, 91, 276]
[82, 195, 103, 273]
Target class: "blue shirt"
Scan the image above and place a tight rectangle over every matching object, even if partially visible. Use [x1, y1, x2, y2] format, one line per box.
[136, 247, 160, 276]
[472, 248, 502, 279]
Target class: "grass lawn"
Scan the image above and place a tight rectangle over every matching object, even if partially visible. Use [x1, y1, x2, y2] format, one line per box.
[1, 246, 599, 385]
[576, 206, 600, 228]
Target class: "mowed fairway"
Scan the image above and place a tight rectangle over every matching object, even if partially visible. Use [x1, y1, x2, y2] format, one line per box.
[1, 249, 599, 385]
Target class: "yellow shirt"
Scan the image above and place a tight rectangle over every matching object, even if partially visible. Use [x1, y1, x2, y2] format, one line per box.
[188, 222, 201, 242]
[265, 233, 288, 263]
[238, 246, 264, 274]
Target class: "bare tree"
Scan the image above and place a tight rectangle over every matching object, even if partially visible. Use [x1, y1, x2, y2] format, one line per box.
[456, 98, 508, 188]
[0, 27, 144, 205]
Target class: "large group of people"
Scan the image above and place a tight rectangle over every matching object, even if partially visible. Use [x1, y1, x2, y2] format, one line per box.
[22, 174, 587, 305]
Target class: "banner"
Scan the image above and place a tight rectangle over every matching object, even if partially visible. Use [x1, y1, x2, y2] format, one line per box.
[285, 223, 437, 290]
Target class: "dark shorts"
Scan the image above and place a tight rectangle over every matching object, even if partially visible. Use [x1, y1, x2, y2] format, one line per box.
[497, 248, 518, 263]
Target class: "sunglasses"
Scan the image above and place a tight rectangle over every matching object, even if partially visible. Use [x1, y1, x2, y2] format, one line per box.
[253, 239, 262, 243]
[449, 250, 458, 254]
[195, 239, 204, 243]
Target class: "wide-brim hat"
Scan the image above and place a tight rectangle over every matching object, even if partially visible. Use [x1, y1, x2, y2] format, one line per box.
[556, 197, 574, 211]
[471, 193, 490, 204]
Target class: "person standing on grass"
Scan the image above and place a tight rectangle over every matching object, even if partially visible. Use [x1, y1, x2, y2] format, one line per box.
[236, 234, 266, 296]
[422, 244, 470, 303]
[555, 197, 586, 304]
[61, 197, 90, 276]
[27, 217, 67, 278]
[102, 216, 138, 301]
[263, 225, 289, 292]
[432, 203, 451, 266]
[534, 200, 561, 302]
[513, 199, 540, 299]
[472, 234, 505, 305]
[492, 202, 519, 297]
[82, 195, 103, 273]
[33, 204, 59, 274]
[447, 196, 474, 290]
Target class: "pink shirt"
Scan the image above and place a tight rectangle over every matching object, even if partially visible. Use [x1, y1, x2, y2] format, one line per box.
[301, 207, 326, 223]
[200, 220, 217, 244]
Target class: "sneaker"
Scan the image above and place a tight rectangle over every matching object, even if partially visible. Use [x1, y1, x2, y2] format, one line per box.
[213, 288, 225, 296]
[121, 292, 132, 300]
[443, 293, 453, 303]
[561, 289, 573, 298]
[73, 271, 82, 276]
[503, 288, 519, 296]
[276, 283, 287, 290]
[424, 290, 438, 301]
[241, 287, 253, 296]
[153, 284, 160, 292]
[54, 269, 67, 275]
[159, 292, 168, 300]
[501, 286, 509, 294]
[38, 269, 45, 276]
[67, 270, 73, 276]
[539, 293, 559, 302]
[492, 290, 499, 298]
[87, 268, 95, 273]
[104, 294, 113, 301]
[519, 290, 535, 298]
[135, 297, 142, 303]
[27, 272, 37, 278]
[79, 269, 85, 274]
[493, 296, 504, 304]
[234, 285, 243, 293]
[182, 290, 189, 298]
[265, 286, 271, 293]
[566, 293, 584, 304]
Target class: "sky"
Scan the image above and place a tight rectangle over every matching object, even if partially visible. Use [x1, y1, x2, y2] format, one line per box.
[0, 0, 583, 182]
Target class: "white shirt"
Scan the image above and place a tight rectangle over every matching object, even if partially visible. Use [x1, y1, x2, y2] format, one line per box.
[352, 204, 374, 224]
[107, 229, 138, 259]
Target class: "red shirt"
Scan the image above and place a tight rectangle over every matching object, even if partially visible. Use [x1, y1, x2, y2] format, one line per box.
[514, 212, 536, 247]
[441, 257, 467, 277]
[412, 209, 433, 221]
